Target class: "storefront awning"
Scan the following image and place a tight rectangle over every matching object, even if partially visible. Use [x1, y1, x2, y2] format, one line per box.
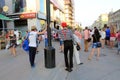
[0, 14, 12, 20]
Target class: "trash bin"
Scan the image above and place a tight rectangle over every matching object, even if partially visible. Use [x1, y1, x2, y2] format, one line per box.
[44, 46, 55, 68]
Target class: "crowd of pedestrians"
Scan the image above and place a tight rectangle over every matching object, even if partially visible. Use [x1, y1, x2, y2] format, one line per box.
[1, 23, 120, 73]
[0, 29, 23, 56]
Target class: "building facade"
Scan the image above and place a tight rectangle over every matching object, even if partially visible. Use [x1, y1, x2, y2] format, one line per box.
[108, 9, 120, 31]
[92, 13, 108, 29]
[64, 0, 75, 27]
[0, 0, 75, 36]
[0, 0, 5, 31]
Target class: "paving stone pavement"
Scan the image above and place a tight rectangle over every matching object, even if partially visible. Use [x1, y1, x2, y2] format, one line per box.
[0, 40, 120, 80]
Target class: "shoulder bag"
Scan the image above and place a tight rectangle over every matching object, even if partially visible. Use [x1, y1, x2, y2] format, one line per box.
[76, 43, 80, 50]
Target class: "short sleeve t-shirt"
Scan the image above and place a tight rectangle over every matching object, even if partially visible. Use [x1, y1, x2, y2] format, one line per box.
[105, 29, 110, 37]
[29, 31, 37, 47]
[84, 29, 89, 40]
[92, 34, 101, 43]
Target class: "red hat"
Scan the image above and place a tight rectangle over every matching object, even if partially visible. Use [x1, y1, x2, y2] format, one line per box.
[61, 22, 67, 28]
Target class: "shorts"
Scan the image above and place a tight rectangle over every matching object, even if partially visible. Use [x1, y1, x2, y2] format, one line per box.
[110, 37, 115, 41]
[92, 43, 98, 48]
[105, 37, 110, 40]
[9, 43, 17, 48]
[45, 38, 48, 47]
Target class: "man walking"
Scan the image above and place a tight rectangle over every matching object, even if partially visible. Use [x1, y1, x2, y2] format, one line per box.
[53, 22, 74, 72]
[83, 27, 90, 52]
[105, 27, 110, 46]
[28, 26, 46, 68]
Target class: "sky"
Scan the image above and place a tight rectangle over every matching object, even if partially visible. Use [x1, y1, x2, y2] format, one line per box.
[74, 0, 120, 27]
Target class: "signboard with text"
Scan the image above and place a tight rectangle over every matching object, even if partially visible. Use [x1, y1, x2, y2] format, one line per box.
[8, 12, 36, 20]
[20, 13, 36, 19]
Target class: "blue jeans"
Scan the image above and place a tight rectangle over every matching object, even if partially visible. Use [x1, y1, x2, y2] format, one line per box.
[45, 38, 48, 47]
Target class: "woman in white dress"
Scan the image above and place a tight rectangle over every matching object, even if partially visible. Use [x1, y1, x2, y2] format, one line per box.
[73, 33, 83, 65]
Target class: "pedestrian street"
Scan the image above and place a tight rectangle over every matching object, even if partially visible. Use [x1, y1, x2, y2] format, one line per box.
[0, 40, 120, 80]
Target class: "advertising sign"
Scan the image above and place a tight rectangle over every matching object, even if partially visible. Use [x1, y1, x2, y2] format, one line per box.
[20, 13, 36, 19]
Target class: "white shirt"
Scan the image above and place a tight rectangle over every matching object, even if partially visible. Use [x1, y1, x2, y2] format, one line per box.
[73, 34, 81, 44]
[89, 31, 93, 38]
[29, 31, 37, 47]
[100, 31, 106, 39]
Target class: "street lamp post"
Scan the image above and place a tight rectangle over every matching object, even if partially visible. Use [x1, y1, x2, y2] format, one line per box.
[2, 6, 9, 34]
[44, 0, 56, 68]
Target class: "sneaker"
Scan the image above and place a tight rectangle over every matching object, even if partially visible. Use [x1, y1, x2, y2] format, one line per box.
[65, 68, 73, 72]
[31, 64, 35, 68]
[79, 63, 83, 65]
[67, 68, 73, 72]
[65, 68, 69, 71]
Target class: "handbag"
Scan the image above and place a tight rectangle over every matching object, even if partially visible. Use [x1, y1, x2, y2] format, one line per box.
[87, 38, 91, 42]
[87, 30, 91, 42]
[97, 42, 101, 47]
[76, 43, 80, 50]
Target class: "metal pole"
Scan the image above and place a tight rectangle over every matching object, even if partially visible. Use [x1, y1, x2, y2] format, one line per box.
[2, 20, 5, 35]
[44, 0, 55, 68]
[46, 0, 51, 46]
